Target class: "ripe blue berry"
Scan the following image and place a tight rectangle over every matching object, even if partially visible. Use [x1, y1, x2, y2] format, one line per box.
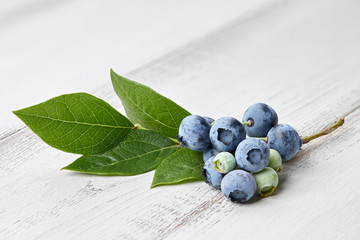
[242, 103, 278, 137]
[209, 117, 246, 152]
[203, 148, 219, 162]
[267, 124, 302, 161]
[202, 156, 224, 189]
[203, 116, 215, 125]
[177, 115, 211, 151]
[221, 170, 257, 203]
[235, 138, 270, 173]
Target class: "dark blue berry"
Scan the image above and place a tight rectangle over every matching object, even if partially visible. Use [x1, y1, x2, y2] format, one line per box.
[203, 148, 219, 162]
[203, 116, 215, 125]
[177, 115, 211, 151]
[202, 156, 224, 189]
[242, 103, 278, 137]
[221, 170, 257, 203]
[209, 117, 246, 152]
[267, 124, 302, 161]
[235, 138, 270, 173]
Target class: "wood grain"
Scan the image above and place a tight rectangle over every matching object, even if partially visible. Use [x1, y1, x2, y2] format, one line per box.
[1, 0, 360, 239]
[0, 0, 268, 133]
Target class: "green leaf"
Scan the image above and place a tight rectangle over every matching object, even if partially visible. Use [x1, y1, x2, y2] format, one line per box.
[110, 69, 191, 138]
[151, 148, 204, 188]
[13, 93, 133, 155]
[62, 129, 177, 175]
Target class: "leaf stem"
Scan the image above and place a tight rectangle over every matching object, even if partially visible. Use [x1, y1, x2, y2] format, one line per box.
[302, 118, 345, 144]
[169, 137, 180, 144]
[133, 123, 147, 130]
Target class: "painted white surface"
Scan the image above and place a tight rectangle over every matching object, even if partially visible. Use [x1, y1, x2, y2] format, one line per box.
[0, 0, 269, 132]
[1, 0, 360, 239]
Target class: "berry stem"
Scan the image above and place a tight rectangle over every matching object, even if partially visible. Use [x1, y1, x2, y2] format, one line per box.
[242, 120, 253, 126]
[302, 118, 345, 144]
[258, 137, 268, 143]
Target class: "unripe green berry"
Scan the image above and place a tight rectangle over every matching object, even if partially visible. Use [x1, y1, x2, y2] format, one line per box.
[213, 152, 236, 173]
[252, 167, 279, 197]
[267, 149, 282, 172]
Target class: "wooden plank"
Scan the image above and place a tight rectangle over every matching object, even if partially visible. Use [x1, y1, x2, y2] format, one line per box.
[1, 0, 360, 239]
[0, 0, 268, 133]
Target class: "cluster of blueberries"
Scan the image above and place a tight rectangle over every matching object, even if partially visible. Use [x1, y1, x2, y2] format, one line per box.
[177, 103, 303, 203]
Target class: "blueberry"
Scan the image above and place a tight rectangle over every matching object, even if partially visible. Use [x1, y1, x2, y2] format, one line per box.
[203, 116, 215, 125]
[213, 152, 236, 173]
[203, 148, 219, 162]
[235, 138, 270, 173]
[177, 115, 211, 151]
[221, 170, 257, 203]
[202, 156, 224, 189]
[267, 149, 282, 172]
[267, 124, 302, 161]
[242, 103, 278, 137]
[209, 117, 246, 152]
[252, 167, 278, 197]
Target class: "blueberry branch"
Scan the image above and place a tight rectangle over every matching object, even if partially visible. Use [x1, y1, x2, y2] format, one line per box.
[302, 118, 345, 144]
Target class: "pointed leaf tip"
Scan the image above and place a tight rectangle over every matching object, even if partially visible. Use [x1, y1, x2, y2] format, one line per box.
[151, 148, 204, 188]
[13, 93, 133, 155]
[110, 70, 191, 138]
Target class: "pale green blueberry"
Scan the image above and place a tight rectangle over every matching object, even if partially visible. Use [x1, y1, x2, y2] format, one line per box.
[267, 149, 282, 172]
[213, 152, 236, 173]
[252, 167, 278, 197]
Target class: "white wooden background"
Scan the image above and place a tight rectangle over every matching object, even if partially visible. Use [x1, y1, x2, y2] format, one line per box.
[1, 0, 360, 239]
